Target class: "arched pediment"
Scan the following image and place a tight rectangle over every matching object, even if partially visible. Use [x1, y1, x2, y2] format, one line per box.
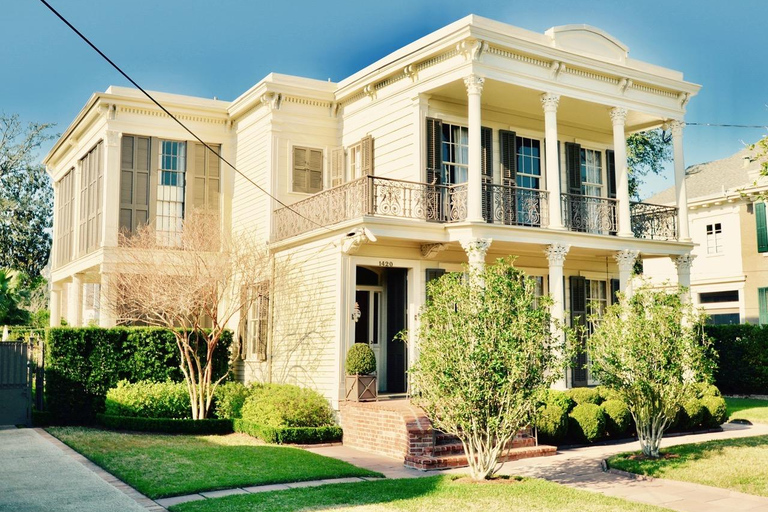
[545, 25, 628, 64]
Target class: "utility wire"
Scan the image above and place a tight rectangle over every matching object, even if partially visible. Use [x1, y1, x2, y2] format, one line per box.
[39, 0, 331, 234]
[686, 122, 767, 129]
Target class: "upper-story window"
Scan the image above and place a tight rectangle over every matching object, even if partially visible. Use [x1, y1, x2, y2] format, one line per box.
[79, 141, 104, 255]
[581, 148, 603, 197]
[706, 223, 723, 254]
[156, 140, 187, 245]
[55, 169, 75, 268]
[292, 146, 323, 194]
[516, 137, 542, 190]
[441, 123, 469, 185]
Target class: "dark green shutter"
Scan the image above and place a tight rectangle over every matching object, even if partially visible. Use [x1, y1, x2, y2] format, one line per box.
[606, 149, 617, 199]
[481, 126, 493, 223]
[499, 130, 517, 225]
[756, 202, 768, 253]
[425, 269, 446, 301]
[119, 135, 151, 234]
[570, 276, 588, 387]
[426, 117, 442, 185]
[610, 278, 620, 305]
[565, 142, 582, 195]
[759, 287, 768, 325]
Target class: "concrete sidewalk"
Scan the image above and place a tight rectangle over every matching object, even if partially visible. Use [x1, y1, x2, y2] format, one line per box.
[312, 422, 768, 512]
[0, 426, 162, 512]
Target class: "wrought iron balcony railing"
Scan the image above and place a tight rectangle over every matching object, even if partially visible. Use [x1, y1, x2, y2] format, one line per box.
[273, 176, 679, 242]
[272, 176, 468, 241]
[561, 193, 618, 235]
[630, 201, 678, 241]
[483, 184, 548, 227]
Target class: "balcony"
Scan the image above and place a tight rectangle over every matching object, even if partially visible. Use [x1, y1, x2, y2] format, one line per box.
[273, 176, 678, 242]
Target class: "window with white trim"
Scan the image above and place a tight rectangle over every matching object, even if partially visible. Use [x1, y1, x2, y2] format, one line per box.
[156, 140, 186, 246]
[586, 279, 607, 336]
[441, 123, 469, 185]
[515, 137, 542, 190]
[706, 223, 723, 254]
[580, 148, 603, 197]
[348, 142, 362, 180]
[246, 282, 270, 361]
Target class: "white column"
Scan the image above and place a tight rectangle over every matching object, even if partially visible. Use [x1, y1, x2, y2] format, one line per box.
[99, 273, 116, 327]
[674, 254, 695, 304]
[460, 238, 492, 277]
[102, 131, 121, 247]
[541, 93, 564, 230]
[49, 284, 62, 327]
[464, 75, 485, 222]
[67, 274, 84, 326]
[610, 108, 633, 237]
[545, 243, 569, 390]
[614, 249, 639, 300]
[670, 120, 690, 241]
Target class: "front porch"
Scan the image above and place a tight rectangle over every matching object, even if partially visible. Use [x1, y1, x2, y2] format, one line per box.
[339, 398, 556, 470]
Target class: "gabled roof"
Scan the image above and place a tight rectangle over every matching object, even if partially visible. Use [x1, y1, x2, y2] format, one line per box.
[648, 145, 767, 205]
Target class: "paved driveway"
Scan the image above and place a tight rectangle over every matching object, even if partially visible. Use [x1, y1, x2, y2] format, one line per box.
[0, 427, 151, 512]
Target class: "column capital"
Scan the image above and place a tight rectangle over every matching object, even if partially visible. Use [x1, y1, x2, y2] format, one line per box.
[544, 243, 570, 266]
[614, 249, 639, 272]
[673, 253, 695, 272]
[668, 119, 685, 137]
[540, 93, 560, 113]
[460, 238, 492, 262]
[609, 107, 628, 126]
[463, 74, 485, 95]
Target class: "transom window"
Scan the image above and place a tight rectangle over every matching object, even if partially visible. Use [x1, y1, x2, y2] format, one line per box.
[706, 223, 723, 254]
[441, 123, 469, 185]
[580, 149, 603, 197]
[516, 137, 541, 189]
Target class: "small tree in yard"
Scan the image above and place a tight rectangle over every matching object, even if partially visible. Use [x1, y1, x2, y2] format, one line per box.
[106, 211, 271, 419]
[410, 257, 565, 481]
[587, 285, 713, 458]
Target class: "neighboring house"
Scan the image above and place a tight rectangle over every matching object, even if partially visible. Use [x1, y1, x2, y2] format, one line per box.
[45, 15, 700, 404]
[643, 147, 768, 325]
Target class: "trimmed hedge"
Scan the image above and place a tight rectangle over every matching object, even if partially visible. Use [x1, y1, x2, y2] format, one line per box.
[602, 399, 632, 437]
[233, 419, 343, 444]
[45, 327, 232, 424]
[97, 414, 233, 434]
[241, 384, 334, 429]
[568, 403, 606, 443]
[566, 387, 601, 406]
[705, 324, 768, 395]
[534, 404, 568, 445]
[214, 382, 253, 420]
[700, 395, 728, 427]
[105, 380, 191, 419]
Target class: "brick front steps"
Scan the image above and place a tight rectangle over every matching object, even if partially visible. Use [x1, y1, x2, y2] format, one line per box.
[339, 398, 556, 470]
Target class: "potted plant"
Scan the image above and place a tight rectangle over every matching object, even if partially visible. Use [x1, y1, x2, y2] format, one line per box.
[345, 343, 377, 402]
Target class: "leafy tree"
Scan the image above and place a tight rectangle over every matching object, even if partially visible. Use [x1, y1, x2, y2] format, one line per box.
[0, 268, 31, 325]
[0, 114, 55, 277]
[587, 285, 713, 458]
[627, 128, 672, 199]
[410, 257, 565, 480]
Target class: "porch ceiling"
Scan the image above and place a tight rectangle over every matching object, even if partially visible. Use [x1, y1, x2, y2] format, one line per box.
[427, 79, 662, 134]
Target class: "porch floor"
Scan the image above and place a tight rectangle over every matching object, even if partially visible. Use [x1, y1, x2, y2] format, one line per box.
[339, 398, 556, 470]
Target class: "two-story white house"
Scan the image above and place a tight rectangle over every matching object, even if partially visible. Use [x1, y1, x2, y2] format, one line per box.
[643, 146, 768, 325]
[46, 16, 700, 407]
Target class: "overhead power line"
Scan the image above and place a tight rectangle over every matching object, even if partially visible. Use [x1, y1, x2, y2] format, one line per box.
[38, 0, 331, 235]
[686, 122, 767, 129]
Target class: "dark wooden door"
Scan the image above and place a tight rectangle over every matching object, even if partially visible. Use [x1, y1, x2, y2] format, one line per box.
[0, 342, 31, 425]
[385, 268, 408, 394]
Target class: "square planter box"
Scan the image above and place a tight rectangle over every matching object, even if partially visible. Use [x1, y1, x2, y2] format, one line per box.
[345, 375, 377, 402]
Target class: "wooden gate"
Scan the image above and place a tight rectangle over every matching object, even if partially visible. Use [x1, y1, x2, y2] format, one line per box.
[0, 342, 31, 426]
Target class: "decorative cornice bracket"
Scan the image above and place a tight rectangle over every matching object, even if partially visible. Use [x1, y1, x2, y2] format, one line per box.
[421, 243, 446, 259]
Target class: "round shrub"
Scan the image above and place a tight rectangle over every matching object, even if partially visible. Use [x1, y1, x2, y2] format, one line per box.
[679, 398, 706, 430]
[568, 403, 606, 443]
[601, 399, 632, 437]
[105, 380, 190, 419]
[543, 389, 575, 413]
[214, 381, 255, 419]
[567, 387, 601, 406]
[696, 382, 721, 398]
[535, 404, 568, 445]
[241, 384, 334, 428]
[701, 395, 728, 427]
[597, 386, 622, 403]
[345, 343, 376, 375]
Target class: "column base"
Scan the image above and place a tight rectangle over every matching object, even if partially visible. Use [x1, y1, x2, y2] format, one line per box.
[618, 230, 635, 238]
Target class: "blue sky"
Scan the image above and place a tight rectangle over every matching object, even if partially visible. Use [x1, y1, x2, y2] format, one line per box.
[3, 0, 766, 198]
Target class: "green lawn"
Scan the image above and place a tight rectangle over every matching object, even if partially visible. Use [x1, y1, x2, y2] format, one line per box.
[725, 397, 768, 424]
[48, 427, 381, 499]
[170, 475, 668, 512]
[608, 435, 768, 497]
